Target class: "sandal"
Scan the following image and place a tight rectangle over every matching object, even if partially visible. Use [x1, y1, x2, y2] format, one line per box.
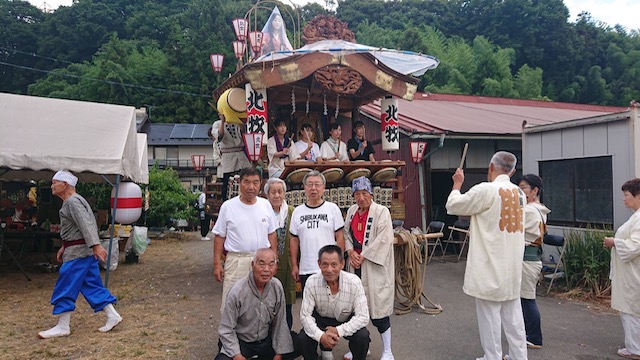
[618, 348, 640, 360]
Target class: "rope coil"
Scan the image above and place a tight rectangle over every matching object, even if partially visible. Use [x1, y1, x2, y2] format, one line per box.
[393, 228, 443, 315]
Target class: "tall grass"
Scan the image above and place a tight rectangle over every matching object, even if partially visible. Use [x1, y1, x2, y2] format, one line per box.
[563, 227, 613, 298]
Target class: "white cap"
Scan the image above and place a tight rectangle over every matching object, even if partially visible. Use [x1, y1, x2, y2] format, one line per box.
[52, 170, 78, 187]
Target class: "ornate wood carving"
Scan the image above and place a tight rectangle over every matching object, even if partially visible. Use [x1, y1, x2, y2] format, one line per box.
[314, 65, 362, 95]
[302, 15, 355, 44]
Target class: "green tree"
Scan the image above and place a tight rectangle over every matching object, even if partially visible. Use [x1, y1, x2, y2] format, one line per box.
[28, 36, 180, 121]
[146, 165, 197, 228]
[37, 1, 125, 64]
[581, 66, 609, 104]
[0, 0, 45, 93]
[355, 20, 402, 48]
[514, 64, 543, 99]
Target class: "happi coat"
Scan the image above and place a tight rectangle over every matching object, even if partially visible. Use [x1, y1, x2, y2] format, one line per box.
[610, 208, 640, 317]
[446, 174, 526, 302]
[344, 201, 395, 319]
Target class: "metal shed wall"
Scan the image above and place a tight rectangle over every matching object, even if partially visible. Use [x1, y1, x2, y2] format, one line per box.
[522, 116, 634, 229]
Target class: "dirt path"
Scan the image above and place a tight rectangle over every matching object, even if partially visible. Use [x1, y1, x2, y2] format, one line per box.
[0, 232, 627, 359]
[0, 232, 220, 360]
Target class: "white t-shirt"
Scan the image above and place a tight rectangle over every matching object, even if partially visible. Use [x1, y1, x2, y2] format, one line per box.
[290, 201, 344, 275]
[294, 140, 321, 162]
[212, 196, 277, 253]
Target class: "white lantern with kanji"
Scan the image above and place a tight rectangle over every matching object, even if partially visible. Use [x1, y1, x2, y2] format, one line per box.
[245, 83, 268, 143]
[381, 97, 399, 152]
[232, 18, 248, 41]
[410, 141, 428, 163]
[243, 132, 264, 162]
[110, 182, 142, 224]
[249, 31, 264, 54]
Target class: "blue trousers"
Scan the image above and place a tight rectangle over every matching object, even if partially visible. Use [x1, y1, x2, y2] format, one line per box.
[521, 298, 543, 345]
[51, 256, 116, 314]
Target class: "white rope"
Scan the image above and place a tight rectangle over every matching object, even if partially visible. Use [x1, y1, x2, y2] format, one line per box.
[323, 92, 327, 115]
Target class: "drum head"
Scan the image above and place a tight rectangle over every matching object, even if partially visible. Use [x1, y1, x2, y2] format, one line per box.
[371, 167, 397, 183]
[321, 168, 344, 183]
[345, 168, 371, 183]
[227, 88, 246, 113]
[286, 168, 312, 184]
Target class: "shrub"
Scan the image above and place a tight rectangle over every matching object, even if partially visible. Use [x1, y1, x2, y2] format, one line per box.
[563, 227, 613, 298]
[145, 165, 197, 228]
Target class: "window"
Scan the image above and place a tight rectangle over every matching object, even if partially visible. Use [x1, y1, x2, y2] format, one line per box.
[539, 156, 613, 227]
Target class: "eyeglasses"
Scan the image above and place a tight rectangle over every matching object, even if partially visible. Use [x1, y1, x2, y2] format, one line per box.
[305, 182, 324, 188]
[256, 261, 277, 269]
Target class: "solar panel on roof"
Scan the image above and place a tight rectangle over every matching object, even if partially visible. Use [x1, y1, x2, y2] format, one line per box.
[192, 125, 211, 139]
[169, 124, 211, 139]
[170, 124, 195, 138]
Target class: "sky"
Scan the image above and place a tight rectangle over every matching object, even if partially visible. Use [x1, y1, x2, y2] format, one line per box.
[28, 0, 640, 31]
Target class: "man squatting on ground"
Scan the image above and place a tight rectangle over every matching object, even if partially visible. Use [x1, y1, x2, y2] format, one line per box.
[446, 151, 528, 360]
[39, 171, 122, 339]
[344, 176, 395, 360]
[297, 245, 370, 360]
[212, 167, 278, 312]
[216, 248, 295, 360]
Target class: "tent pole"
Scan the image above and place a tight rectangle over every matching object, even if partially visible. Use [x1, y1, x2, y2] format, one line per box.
[105, 174, 121, 288]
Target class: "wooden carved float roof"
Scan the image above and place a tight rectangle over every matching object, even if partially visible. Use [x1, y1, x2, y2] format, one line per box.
[212, 49, 423, 110]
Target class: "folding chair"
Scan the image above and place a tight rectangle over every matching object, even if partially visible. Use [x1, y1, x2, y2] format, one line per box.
[425, 221, 446, 263]
[539, 234, 567, 296]
[443, 225, 470, 262]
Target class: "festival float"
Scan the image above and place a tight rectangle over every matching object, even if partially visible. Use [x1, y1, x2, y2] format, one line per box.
[207, 1, 442, 315]
[207, 1, 439, 220]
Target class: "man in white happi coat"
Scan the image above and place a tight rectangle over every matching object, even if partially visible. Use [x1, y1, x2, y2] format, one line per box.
[344, 176, 395, 360]
[446, 151, 528, 360]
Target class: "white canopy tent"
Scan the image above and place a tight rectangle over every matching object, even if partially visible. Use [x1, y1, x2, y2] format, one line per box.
[0, 93, 143, 183]
[136, 133, 149, 185]
[0, 93, 148, 285]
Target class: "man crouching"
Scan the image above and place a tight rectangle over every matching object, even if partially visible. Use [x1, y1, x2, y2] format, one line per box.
[216, 248, 295, 360]
[297, 245, 370, 360]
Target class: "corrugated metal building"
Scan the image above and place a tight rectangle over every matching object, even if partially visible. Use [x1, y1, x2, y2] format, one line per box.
[357, 93, 627, 230]
[522, 102, 640, 232]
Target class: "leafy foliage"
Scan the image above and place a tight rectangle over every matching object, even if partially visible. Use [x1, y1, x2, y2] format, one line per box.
[1, 0, 640, 114]
[76, 183, 112, 211]
[146, 165, 197, 228]
[563, 228, 613, 298]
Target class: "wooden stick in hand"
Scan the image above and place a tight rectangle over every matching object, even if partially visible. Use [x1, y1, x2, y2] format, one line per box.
[459, 143, 469, 169]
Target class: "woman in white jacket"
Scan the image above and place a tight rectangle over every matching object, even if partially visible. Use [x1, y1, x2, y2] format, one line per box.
[518, 174, 550, 349]
[604, 178, 640, 360]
